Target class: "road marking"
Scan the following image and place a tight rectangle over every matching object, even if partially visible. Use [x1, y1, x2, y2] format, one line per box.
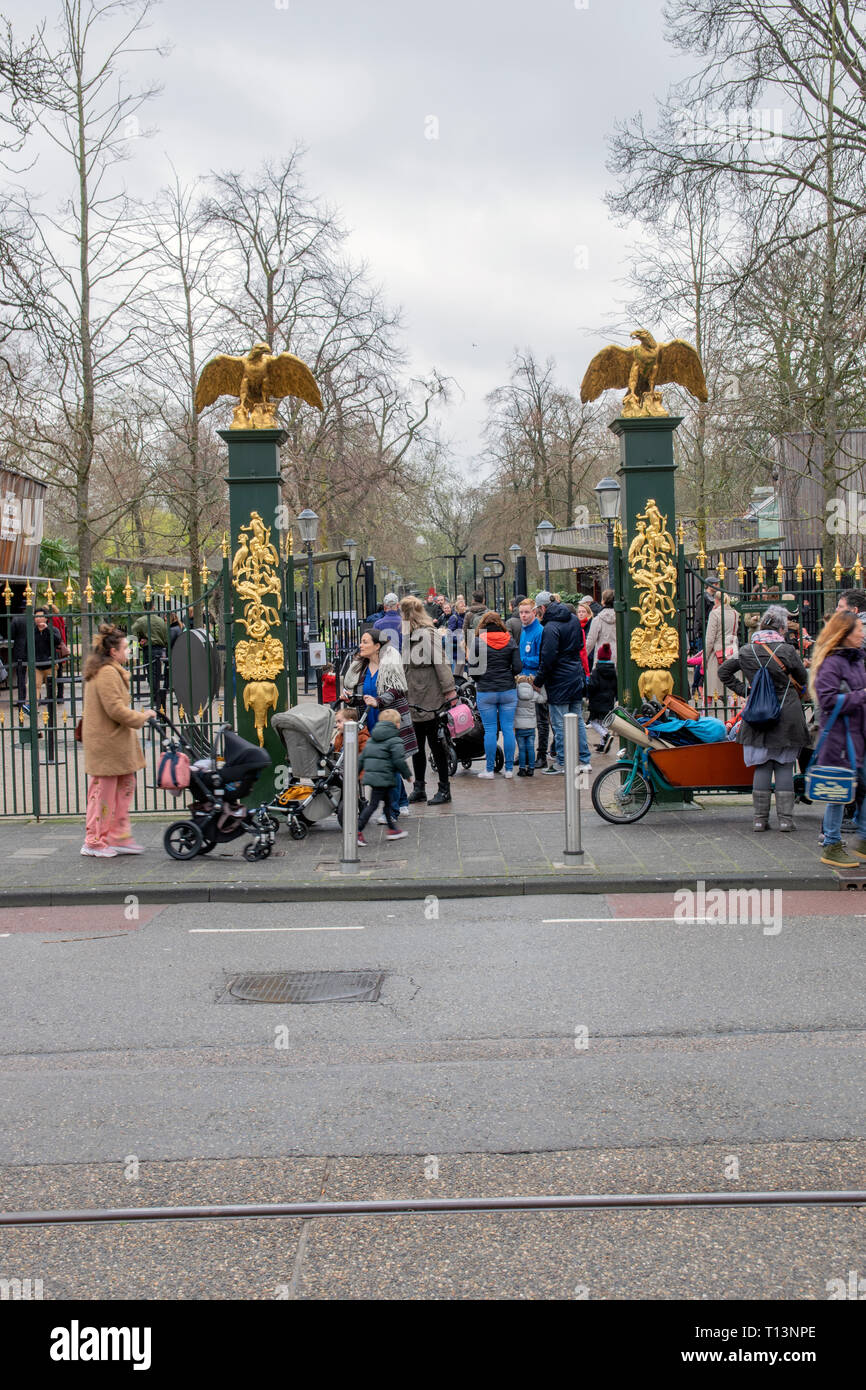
[188, 925, 365, 934]
[543, 917, 686, 924]
[0, 933, 9, 937]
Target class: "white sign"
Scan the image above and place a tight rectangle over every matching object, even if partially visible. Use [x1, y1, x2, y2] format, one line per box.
[308, 640, 328, 668]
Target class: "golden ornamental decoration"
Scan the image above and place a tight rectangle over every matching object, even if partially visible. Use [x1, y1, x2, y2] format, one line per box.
[195, 343, 323, 430]
[144, 575, 153, 603]
[580, 330, 708, 418]
[755, 559, 765, 585]
[814, 557, 823, 582]
[2, 581, 12, 606]
[44, 580, 55, 606]
[64, 575, 75, 606]
[627, 499, 679, 671]
[855, 555, 863, 582]
[84, 577, 94, 604]
[737, 561, 746, 586]
[124, 574, 134, 604]
[775, 556, 784, 582]
[794, 555, 805, 583]
[232, 510, 285, 745]
[834, 552, 843, 582]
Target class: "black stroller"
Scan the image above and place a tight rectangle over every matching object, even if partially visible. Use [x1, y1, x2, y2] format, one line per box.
[427, 675, 505, 776]
[156, 717, 278, 862]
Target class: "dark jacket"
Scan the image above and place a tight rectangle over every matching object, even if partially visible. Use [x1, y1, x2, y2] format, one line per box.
[10, 613, 27, 662]
[718, 637, 809, 753]
[447, 612, 465, 632]
[505, 611, 522, 643]
[463, 602, 486, 638]
[586, 660, 617, 720]
[810, 645, 866, 767]
[467, 630, 522, 691]
[358, 720, 412, 788]
[33, 624, 61, 668]
[535, 602, 586, 703]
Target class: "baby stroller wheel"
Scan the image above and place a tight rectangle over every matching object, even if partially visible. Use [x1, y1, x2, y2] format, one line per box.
[448, 746, 458, 778]
[461, 759, 473, 771]
[494, 747, 504, 772]
[289, 819, 308, 840]
[164, 821, 204, 860]
[243, 840, 271, 862]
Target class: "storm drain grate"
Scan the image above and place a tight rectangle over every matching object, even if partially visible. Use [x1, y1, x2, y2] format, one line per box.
[222, 970, 385, 1005]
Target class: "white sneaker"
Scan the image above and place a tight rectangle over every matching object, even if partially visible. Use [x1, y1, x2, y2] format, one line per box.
[477, 770, 495, 779]
[376, 812, 389, 824]
[80, 845, 118, 858]
[503, 770, 513, 779]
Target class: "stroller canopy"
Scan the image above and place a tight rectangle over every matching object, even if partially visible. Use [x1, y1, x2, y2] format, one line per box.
[272, 704, 336, 779]
[221, 729, 272, 778]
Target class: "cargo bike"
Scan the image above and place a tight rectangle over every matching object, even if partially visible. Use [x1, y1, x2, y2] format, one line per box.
[588, 689, 815, 824]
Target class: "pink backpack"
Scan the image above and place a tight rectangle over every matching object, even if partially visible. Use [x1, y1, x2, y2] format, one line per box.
[157, 748, 191, 793]
[447, 702, 476, 739]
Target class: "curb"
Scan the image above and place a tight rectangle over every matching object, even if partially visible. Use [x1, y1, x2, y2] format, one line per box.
[0, 869, 843, 908]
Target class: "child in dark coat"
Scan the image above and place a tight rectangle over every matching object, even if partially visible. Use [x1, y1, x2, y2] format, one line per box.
[587, 643, 617, 750]
[357, 708, 411, 844]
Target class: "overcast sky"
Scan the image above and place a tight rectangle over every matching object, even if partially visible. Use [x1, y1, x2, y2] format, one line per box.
[8, 0, 690, 470]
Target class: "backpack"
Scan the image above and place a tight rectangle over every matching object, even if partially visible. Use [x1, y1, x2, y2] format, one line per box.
[157, 747, 191, 793]
[741, 644, 788, 731]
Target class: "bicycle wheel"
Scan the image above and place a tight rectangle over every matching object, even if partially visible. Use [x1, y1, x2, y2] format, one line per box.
[591, 763, 654, 824]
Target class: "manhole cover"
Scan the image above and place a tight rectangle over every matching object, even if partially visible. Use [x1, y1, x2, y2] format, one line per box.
[222, 970, 385, 1004]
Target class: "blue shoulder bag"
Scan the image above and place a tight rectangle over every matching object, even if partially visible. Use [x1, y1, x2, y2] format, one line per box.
[804, 695, 858, 802]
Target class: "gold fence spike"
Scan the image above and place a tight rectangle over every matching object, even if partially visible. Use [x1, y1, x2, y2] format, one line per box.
[197, 704, 204, 720]
[775, 556, 784, 581]
[42, 707, 48, 725]
[854, 555, 863, 582]
[755, 559, 765, 584]
[794, 554, 805, 583]
[737, 561, 745, 586]
[62, 709, 68, 725]
[814, 557, 824, 583]
[18, 707, 24, 724]
[84, 577, 94, 604]
[44, 580, 55, 605]
[834, 552, 843, 582]
[178, 704, 186, 721]
[124, 573, 134, 604]
[200, 560, 210, 587]
[677, 520, 685, 545]
[2, 581, 12, 607]
[221, 531, 229, 559]
[717, 559, 726, 582]
[163, 575, 172, 602]
[64, 575, 75, 606]
[181, 570, 190, 598]
[0, 709, 5, 726]
[104, 577, 114, 604]
[24, 581, 33, 604]
[144, 574, 153, 603]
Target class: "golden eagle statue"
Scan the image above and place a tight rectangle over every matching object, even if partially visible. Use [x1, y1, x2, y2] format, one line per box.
[580, 329, 708, 418]
[195, 342, 323, 429]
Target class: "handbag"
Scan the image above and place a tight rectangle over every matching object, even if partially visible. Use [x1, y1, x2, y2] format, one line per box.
[805, 695, 858, 802]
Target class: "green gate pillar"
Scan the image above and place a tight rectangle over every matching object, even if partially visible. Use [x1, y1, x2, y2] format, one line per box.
[221, 428, 288, 803]
[610, 416, 685, 711]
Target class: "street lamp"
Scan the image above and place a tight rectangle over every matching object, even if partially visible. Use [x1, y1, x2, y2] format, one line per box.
[536, 519, 555, 589]
[594, 477, 621, 589]
[509, 542, 522, 600]
[483, 565, 491, 608]
[297, 508, 321, 701]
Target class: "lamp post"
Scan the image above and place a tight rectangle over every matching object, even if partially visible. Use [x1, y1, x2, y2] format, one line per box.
[536, 519, 554, 590]
[509, 543, 522, 600]
[483, 565, 491, 609]
[297, 508, 320, 701]
[340, 536, 358, 655]
[594, 477, 621, 589]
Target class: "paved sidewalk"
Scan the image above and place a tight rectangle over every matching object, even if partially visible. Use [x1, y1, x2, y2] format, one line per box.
[0, 790, 845, 903]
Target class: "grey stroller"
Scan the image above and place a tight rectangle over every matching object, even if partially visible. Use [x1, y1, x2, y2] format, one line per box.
[269, 704, 344, 840]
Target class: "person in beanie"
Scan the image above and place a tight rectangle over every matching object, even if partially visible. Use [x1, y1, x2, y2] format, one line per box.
[357, 708, 411, 844]
[586, 642, 617, 750]
[514, 673, 544, 775]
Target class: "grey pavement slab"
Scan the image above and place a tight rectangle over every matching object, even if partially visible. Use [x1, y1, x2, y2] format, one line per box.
[0, 799, 847, 904]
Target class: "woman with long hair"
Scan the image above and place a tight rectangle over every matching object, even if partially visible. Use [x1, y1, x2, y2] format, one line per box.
[466, 610, 522, 778]
[719, 605, 808, 833]
[341, 629, 417, 825]
[704, 591, 739, 705]
[399, 594, 457, 804]
[81, 624, 155, 857]
[808, 610, 866, 866]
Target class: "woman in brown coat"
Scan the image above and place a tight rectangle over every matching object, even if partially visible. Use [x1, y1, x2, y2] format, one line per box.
[400, 594, 457, 804]
[81, 624, 155, 857]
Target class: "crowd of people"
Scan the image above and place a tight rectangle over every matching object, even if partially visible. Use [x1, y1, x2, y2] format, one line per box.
[341, 587, 619, 844]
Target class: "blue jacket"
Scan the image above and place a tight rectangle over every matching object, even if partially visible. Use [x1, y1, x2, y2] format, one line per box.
[516, 618, 543, 676]
[535, 603, 586, 703]
[373, 610, 403, 652]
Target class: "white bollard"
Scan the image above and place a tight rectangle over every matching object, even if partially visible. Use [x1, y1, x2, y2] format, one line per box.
[341, 719, 360, 873]
[563, 712, 584, 863]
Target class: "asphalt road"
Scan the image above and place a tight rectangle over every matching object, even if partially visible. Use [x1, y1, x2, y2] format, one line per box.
[1, 892, 865, 1299]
